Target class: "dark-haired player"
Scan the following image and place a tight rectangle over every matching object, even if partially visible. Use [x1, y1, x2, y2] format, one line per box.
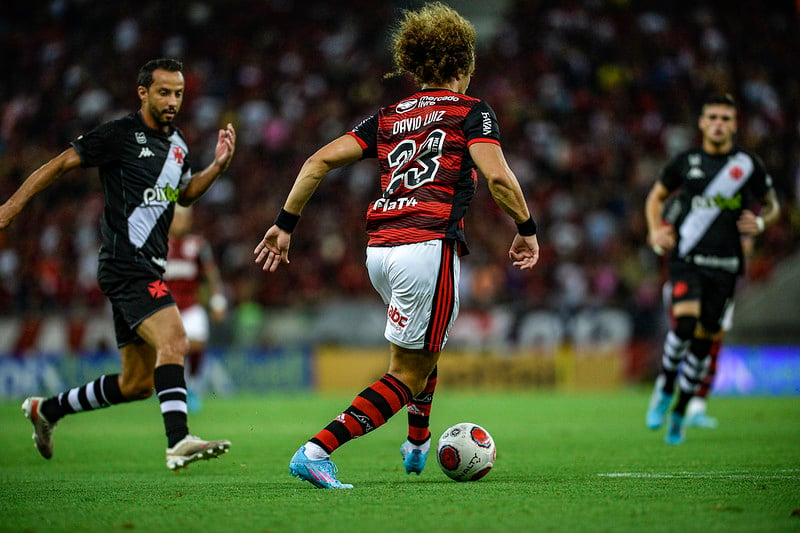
[644, 93, 780, 444]
[255, 2, 540, 488]
[0, 58, 235, 470]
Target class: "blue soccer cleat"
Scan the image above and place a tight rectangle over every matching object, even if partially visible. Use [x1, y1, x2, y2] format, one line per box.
[646, 382, 673, 430]
[289, 446, 353, 489]
[685, 411, 718, 429]
[665, 412, 686, 445]
[400, 440, 428, 475]
[684, 398, 718, 429]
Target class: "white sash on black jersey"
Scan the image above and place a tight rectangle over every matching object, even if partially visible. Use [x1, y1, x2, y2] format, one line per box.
[678, 152, 753, 257]
[128, 133, 190, 249]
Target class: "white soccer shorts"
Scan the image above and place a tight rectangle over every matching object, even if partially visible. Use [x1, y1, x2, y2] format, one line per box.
[366, 240, 460, 351]
[180, 304, 210, 343]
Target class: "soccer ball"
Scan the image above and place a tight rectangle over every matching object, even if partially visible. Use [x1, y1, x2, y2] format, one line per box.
[436, 422, 496, 481]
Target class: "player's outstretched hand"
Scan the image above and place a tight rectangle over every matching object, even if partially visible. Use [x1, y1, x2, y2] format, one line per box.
[215, 123, 236, 172]
[254, 225, 291, 272]
[508, 234, 539, 271]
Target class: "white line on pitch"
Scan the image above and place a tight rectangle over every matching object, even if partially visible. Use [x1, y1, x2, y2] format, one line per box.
[598, 470, 800, 480]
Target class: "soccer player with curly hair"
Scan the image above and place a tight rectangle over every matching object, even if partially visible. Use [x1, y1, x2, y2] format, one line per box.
[255, 2, 540, 488]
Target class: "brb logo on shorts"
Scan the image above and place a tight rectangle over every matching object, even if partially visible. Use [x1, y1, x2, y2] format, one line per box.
[388, 305, 409, 329]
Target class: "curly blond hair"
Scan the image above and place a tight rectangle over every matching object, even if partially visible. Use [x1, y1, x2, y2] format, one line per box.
[385, 2, 476, 87]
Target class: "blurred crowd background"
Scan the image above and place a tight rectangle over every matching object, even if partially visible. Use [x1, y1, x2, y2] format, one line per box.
[1, 0, 798, 356]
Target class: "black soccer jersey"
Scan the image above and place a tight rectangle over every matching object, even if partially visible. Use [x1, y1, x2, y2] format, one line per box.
[348, 88, 502, 255]
[71, 111, 192, 270]
[660, 147, 773, 266]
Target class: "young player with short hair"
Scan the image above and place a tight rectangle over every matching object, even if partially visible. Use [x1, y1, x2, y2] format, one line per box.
[644, 93, 780, 444]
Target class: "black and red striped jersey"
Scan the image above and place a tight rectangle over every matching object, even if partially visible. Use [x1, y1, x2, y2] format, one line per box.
[348, 88, 502, 255]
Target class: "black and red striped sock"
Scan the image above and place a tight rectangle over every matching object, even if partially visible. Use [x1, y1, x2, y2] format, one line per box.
[407, 366, 437, 445]
[310, 374, 412, 454]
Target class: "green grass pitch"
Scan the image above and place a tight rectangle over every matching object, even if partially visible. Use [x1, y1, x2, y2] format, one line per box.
[1, 389, 798, 532]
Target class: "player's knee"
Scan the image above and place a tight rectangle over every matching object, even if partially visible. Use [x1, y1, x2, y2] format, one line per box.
[673, 316, 697, 340]
[158, 336, 190, 364]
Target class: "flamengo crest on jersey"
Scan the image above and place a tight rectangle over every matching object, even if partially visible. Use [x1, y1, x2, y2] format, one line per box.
[678, 152, 752, 257]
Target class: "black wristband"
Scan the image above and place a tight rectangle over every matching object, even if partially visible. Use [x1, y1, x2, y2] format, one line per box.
[516, 216, 537, 236]
[274, 208, 300, 233]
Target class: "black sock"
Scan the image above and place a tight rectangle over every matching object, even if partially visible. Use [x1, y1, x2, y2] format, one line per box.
[673, 389, 693, 416]
[154, 365, 189, 448]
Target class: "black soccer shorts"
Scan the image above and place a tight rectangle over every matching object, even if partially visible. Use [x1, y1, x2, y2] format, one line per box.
[97, 257, 176, 347]
[668, 258, 737, 333]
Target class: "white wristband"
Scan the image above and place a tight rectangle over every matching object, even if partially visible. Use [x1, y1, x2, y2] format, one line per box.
[755, 216, 765, 234]
[651, 245, 664, 256]
[210, 293, 228, 312]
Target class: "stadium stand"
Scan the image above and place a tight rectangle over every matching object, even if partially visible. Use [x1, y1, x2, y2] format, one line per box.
[1, 1, 798, 372]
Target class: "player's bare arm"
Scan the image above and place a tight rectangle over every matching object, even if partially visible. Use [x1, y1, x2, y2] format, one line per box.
[645, 181, 675, 255]
[179, 123, 236, 206]
[0, 147, 82, 230]
[737, 189, 780, 237]
[254, 134, 362, 272]
[469, 142, 539, 269]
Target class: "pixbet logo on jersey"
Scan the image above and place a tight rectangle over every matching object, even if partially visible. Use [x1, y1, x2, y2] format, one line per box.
[142, 184, 180, 205]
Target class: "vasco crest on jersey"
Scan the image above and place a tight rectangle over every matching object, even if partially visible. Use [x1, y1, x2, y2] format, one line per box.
[172, 145, 185, 165]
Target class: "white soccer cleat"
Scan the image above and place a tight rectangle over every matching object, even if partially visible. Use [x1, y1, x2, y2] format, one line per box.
[166, 434, 231, 471]
[22, 397, 56, 460]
